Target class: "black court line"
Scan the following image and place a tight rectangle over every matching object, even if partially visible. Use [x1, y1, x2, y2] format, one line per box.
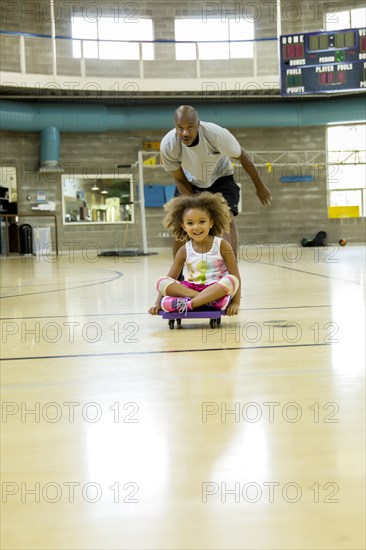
[0, 270, 124, 298]
[0, 304, 332, 321]
[0, 276, 117, 289]
[1, 341, 332, 362]
[259, 260, 362, 284]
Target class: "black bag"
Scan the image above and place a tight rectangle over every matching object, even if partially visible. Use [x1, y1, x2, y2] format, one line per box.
[19, 224, 33, 254]
[301, 231, 327, 247]
[9, 223, 19, 253]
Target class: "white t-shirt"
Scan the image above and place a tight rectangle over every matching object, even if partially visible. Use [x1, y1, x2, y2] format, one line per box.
[160, 121, 241, 188]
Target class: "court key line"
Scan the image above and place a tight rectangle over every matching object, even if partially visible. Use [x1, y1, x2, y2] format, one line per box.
[0, 270, 124, 298]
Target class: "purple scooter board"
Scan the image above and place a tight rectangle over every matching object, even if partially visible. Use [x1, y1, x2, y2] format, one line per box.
[159, 308, 225, 329]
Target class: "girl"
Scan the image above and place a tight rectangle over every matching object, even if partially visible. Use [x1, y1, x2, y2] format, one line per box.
[148, 192, 241, 317]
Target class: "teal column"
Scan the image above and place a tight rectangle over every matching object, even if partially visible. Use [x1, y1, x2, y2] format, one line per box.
[40, 126, 60, 168]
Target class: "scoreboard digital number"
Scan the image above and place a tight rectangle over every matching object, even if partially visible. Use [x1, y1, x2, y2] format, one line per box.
[280, 27, 366, 95]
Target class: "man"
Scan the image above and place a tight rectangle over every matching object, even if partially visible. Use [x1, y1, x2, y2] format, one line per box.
[160, 105, 272, 259]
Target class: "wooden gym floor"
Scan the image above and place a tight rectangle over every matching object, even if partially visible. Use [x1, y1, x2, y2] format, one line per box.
[1, 244, 365, 550]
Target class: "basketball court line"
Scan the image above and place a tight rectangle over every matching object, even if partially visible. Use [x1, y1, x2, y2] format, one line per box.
[0, 304, 332, 321]
[258, 259, 363, 284]
[0, 278, 119, 290]
[0, 259, 351, 363]
[1, 341, 333, 362]
[0, 270, 124, 298]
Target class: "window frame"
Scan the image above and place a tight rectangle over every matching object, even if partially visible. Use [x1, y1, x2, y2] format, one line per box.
[71, 16, 154, 60]
[174, 17, 254, 60]
[326, 123, 366, 218]
[61, 173, 135, 225]
[325, 6, 366, 30]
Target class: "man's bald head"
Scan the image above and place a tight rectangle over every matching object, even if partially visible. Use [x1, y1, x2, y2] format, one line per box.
[174, 105, 200, 146]
[174, 105, 199, 124]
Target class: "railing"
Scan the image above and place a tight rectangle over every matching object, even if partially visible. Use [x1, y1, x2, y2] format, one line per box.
[0, 31, 279, 87]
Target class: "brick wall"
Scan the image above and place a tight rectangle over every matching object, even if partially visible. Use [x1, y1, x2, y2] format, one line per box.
[1, 0, 365, 250]
[1, 123, 365, 252]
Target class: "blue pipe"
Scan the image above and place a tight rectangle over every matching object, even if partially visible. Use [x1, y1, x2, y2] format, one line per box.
[0, 97, 365, 132]
[40, 127, 60, 164]
[1, 98, 364, 166]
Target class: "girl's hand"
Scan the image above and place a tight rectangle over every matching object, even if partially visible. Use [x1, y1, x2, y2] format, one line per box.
[226, 302, 240, 316]
[148, 306, 161, 315]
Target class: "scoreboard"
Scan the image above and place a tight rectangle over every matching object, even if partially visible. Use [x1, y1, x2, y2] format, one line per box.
[280, 27, 366, 95]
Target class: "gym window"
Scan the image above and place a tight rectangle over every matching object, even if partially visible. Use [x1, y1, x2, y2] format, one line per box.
[71, 17, 154, 60]
[327, 124, 366, 218]
[325, 7, 366, 30]
[174, 18, 254, 60]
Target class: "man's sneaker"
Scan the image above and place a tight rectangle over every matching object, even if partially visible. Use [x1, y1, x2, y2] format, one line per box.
[161, 296, 193, 315]
[209, 295, 231, 311]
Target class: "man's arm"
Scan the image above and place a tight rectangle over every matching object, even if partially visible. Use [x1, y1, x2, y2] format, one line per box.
[160, 138, 193, 196]
[171, 167, 194, 196]
[233, 148, 272, 206]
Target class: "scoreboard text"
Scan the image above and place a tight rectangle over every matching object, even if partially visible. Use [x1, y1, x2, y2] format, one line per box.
[280, 27, 366, 95]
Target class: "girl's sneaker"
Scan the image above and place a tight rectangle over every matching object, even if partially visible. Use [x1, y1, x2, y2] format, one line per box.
[209, 295, 231, 311]
[161, 296, 193, 315]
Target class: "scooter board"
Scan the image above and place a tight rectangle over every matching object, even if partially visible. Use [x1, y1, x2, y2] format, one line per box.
[159, 309, 225, 329]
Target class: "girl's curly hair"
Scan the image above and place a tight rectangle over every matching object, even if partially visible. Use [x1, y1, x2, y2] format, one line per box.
[163, 191, 232, 241]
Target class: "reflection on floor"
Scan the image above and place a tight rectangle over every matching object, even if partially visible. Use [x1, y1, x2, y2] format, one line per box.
[1, 245, 365, 550]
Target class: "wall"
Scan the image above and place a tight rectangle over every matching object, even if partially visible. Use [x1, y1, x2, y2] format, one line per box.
[0, 0, 365, 250]
[1, 123, 365, 253]
[2, 0, 364, 36]
[1, 0, 365, 87]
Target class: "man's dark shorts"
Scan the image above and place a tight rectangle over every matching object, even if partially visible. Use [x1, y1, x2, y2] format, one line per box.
[174, 175, 240, 216]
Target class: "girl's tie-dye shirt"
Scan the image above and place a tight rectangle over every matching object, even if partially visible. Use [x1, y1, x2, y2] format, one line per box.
[185, 237, 228, 285]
